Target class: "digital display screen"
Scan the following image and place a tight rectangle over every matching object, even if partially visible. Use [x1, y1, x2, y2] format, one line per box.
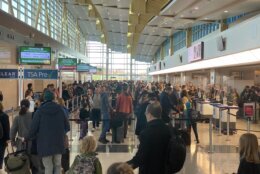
[58, 58, 77, 70]
[19, 46, 51, 65]
[77, 63, 90, 72]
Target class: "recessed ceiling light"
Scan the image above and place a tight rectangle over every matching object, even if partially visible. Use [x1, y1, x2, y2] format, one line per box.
[194, 6, 199, 10]
[180, 15, 184, 18]
[204, 17, 208, 20]
[224, 10, 228, 13]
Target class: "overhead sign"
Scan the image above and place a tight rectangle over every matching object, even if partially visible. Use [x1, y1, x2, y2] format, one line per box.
[188, 42, 204, 63]
[77, 63, 97, 73]
[58, 58, 77, 70]
[24, 69, 58, 79]
[0, 69, 18, 79]
[77, 63, 90, 72]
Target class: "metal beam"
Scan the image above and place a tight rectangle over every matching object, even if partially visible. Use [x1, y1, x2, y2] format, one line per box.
[44, 0, 51, 37]
[7, 0, 14, 16]
[35, 0, 42, 29]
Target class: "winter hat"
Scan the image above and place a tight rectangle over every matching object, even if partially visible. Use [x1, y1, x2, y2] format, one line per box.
[44, 90, 54, 101]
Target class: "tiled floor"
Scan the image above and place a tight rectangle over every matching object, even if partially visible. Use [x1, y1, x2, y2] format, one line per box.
[1, 118, 259, 174]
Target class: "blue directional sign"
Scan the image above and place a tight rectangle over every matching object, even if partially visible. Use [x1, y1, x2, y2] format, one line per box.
[0, 69, 18, 79]
[24, 69, 58, 79]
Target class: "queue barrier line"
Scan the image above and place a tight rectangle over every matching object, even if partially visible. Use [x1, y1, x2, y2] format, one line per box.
[171, 117, 214, 153]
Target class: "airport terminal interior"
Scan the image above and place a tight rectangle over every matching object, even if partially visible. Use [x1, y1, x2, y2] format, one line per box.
[0, 0, 260, 174]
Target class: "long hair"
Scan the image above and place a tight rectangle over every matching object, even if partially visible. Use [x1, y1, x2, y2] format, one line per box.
[239, 133, 260, 163]
[19, 99, 30, 115]
[107, 162, 134, 174]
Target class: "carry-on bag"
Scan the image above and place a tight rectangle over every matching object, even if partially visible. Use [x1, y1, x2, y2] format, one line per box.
[4, 142, 31, 174]
[116, 125, 124, 143]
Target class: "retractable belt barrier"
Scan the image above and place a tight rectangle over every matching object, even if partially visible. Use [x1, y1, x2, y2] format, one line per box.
[170, 116, 214, 153]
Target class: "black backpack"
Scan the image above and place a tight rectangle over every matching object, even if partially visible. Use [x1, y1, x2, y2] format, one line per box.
[0, 121, 3, 139]
[165, 126, 186, 174]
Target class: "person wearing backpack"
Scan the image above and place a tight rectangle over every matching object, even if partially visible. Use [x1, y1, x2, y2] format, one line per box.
[67, 135, 102, 174]
[127, 102, 171, 174]
[0, 102, 10, 170]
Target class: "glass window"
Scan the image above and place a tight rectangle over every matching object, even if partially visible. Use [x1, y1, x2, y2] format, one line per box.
[1, 2, 9, 13]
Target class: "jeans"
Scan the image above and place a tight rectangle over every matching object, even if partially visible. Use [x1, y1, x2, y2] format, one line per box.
[99, 115, 110, 140]
[79, 120, 88, 139]
[42, 154, 62, 174]
[92, 109, 101, 128]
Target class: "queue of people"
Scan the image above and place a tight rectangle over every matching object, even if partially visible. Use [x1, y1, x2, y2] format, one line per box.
[0, 80, 259, 174]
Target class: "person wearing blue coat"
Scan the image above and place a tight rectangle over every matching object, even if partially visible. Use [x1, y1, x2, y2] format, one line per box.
[29, 90, 70, 174]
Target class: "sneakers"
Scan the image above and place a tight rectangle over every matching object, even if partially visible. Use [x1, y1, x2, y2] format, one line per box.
[91, 128, 95, 132]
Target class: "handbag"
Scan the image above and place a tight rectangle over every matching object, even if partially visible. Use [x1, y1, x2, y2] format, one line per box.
[4, 143, 31, 174]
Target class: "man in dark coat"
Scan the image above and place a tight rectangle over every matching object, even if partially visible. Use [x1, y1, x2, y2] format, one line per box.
[127, 102, 171, 174]
[30, 90, 70, 174]
[160, 86, 179, 123]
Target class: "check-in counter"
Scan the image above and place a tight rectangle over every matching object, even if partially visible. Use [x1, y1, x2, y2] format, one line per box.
[212, 104, 238, 130]
[196, 100, 213, 117]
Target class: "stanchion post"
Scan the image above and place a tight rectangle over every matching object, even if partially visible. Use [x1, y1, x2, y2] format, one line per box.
[69, 116, 73, 142]
[11, 107, 14, 122]
[218, 109, 222, 136]
[171, 117, 175, 127]
[208, 117, 214, 153]
[226, 109, 230, 141]
[247, 117, 251, 133]
[76, 96, 79, 109]
[66, 100, 69, 109]
[72, 97, 74, 111]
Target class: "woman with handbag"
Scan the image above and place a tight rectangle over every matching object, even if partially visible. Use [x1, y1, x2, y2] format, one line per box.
[10, 99, 32, 151]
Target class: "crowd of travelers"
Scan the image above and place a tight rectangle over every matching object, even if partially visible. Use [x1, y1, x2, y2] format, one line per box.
[0, 80, 259, 174]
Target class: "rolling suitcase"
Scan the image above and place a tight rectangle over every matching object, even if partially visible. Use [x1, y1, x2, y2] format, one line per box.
[116, 125, 124, 143]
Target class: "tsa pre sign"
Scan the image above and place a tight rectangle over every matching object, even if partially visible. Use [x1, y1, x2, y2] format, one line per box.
[24, 69, 58, 79]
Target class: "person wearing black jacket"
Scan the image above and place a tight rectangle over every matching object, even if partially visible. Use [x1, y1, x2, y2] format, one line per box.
[127, 102, 171, 174]
[0, 102, 10, 169]
[160, 86, 179, 123]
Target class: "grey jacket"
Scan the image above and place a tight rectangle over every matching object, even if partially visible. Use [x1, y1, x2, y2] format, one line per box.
[10, 112, 32, 150]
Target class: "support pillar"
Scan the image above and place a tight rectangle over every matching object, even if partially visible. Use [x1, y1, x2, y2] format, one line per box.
[220, 19, 228, 32]
[186, 28, 192, 48]
[166, 74, 169, 83]
[181, 72, 186, 85]
[130, 54, 133, 81]
[106, 47, 109, 80]
[210, 69, 216, 85]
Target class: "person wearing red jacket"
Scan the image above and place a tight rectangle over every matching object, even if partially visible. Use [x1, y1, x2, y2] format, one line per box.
[116, 83, 133, 139]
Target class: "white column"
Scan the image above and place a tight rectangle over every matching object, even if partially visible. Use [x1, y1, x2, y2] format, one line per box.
[210, 69, 216, 85]
[106, 47, 109, 80]
[130, 55, 133, 81]
[166, 74, 169, 83]
[59, 70, 62, 98]
[180, 72, 184, 85]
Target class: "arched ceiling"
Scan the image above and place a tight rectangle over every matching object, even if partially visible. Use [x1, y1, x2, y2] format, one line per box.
[65, 0, 260, 62]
